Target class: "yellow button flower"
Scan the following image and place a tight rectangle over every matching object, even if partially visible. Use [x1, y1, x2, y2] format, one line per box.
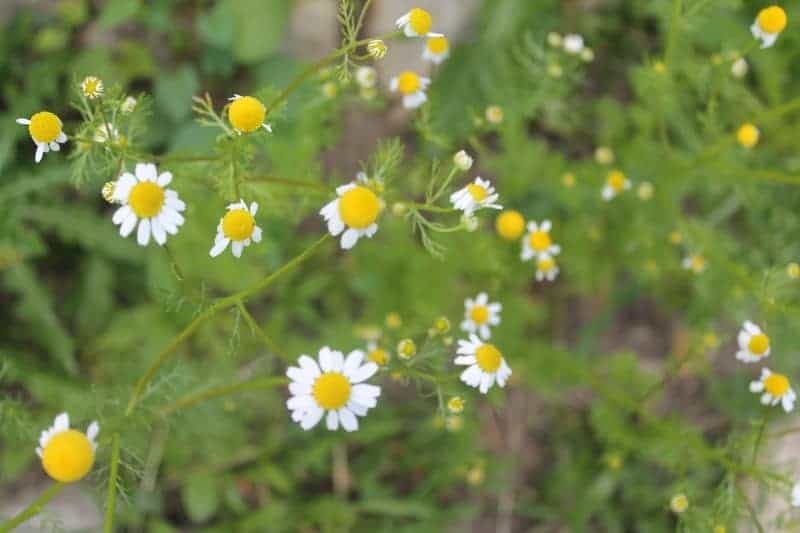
[36, 413, 99, 483]
[752, 6, 787, 48]
[395, 8, 433, 37]
[16, 111, 68, 163]
[736, 123, 760, 148]
[227, 94, 272, 134]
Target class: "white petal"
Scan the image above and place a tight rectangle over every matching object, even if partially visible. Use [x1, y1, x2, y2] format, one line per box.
[209, 237, 230, 257]
[287, 395, 314, 411]
[339, 408, 358, 432]
[326, 410, 339, 431]
[112, 205, 132, 225]
[231, 240, 244, 258]
[298, 355, 322, 377]
[151, 218, 167, 246]
[16, 118, 30, 125]
[137, 218, 151, 246]
[349, 362, 378, 383]
[300, 405, 325, 430]
[340, 228, 360, 249]
[319, 348, 333, 372]
[344, 350, 364, 375]
[329, 350, 344, 371]
[157, 172, 173, 186]
[120, 212, 138, 237]
[54, 413, 70, 432]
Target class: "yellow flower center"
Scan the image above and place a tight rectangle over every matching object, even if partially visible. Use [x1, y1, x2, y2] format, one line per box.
[538, 256, 556, 272]
[467, 183, 488, 201]
[41, 430, 94, 483]
[691, 255, 706, 271]
[28, 112, 62, 143]
[408, 8, 432, 35]
[427, 36, 449, 54]
[222, 208, 255, 241]
[339, 186, 380, 229]
[475, 344, 502, 373]
[128, 182, 165, 218]
[607, 171, 627, 192]
[447, 397, 465, 413]
[313, 372, 352, 410]
[470, 305, 489, 324]
[758, 6, 787, 34]
[397, 71, 421, 95]
[485, 106, 504, 124]
[228, 96, 266, 133]
[528, 230, 552, 252]
[748, 333, 770, 355]
[495, 210, 525, 241]
[737, 123, 759, 148]
[562, 173, 576, 187]
[368, 348, 389, 366]
[764, 372, 790, 397]
[82, 78, 101, 96]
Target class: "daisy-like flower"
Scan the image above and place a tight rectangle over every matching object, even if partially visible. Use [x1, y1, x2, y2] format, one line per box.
[750, 367, 796, 412]
[395, 7, 433, 37]
[366, 341, 390, 366]
[536, 253, 560, 282]
[563, 34, 585, 54]
[521, 220, 560, 261]
[792, 481, 800, 507]
[36, 413, 99, 483]
[390, 71, 430, 109]
[737, 123, 760, 148]
[16, 111, 68, 163]
[601, 170, 631, 201]
[461, 292, 502, 340]
[286, 347, 381, 432]
[454, 334, 512, 394]
[423, 34, 450, 64]
[485, 105, 504, 125]
[111, 163, 186, 246]
[670, 494, 689, 514]
[320, 173, 382, 250]
[736, 321, 771, 363]
[751, 5, 787, 49]
[227, 94, 272, 134]
[80, 76, 104, 99]
[682, 254, 707, 274]
[355, 66, 377, 89]
[495, 210, 525, 241]
[450, 177, 502, 216]
[209, 199, 262, 258]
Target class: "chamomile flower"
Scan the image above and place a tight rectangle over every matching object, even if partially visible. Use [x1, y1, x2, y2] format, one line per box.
[455, 334, 512, 394]
[485, 105, 504, 125]
[453, 149, 473, 171]
[521, 220, 560, 261]
[227, 94, 272, 134]
[682, 254, 707, 274]
[367, 39, 387, 59]
[536, 254, 560, 282]
[320, 173, 382, 249]
[447, 396, 465, 414]
[395, 7, 433, 37]
[450, 177, 502, 216]
[495, 210, 525, 241]
[111, 163, 186, 246]
[736, 321, 771, 363]
[390, 71, 430, 109]
[792, 481, 800, 507]
[286, 347, 381, 432]
[461, 292, 502, 340]
[355, 66, 377, 89]
[36, 413, 99, 483]
[80, 76, 104, 99]
[16, 111, 68, 163]
[423, 34, 450, 64]
[750, 368, 796, 412]
[209, 199, 262, 258]
[670, 494, 689, 514]
[601, 170, 631, 201]
[366, 342, 390, 366]
[563, 34, 585, 54]
[737, 123, 760, 148]
[751, 5, 787, 49]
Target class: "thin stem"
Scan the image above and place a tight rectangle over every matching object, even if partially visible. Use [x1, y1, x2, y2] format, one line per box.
[125, 234, 329, 416]
[163, 244, 184, 281]
[242, 175, 332, 192]
[104, 433, 121, 533]
[0, 482, 64, 532]
[159, 376, 288, 416]
[236, 301, 289, 362]
[406, 203, 456, 214]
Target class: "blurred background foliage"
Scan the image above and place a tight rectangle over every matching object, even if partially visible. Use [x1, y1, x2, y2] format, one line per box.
[3, 0, 800, 531]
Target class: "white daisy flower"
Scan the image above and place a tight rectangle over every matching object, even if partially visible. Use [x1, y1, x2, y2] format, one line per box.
[389, 71, 431, 109]
[449, 177, 502, 216]
[16, 111, 68, 163]
[395, 7, 433, 37]
[601, 170, 631, 201]
[111, 162, 186, 246]
[563, 34, 585, 54]
[80, 76, 104, 99]
[536, 253, 560, 282]
[209, 199, 262, 258]
[320, 173, 382, 250]
[286, 347, 381, 432]
[750, 368, 796, 412]
[792, 481, 800, 507]
[736, 321, 771, 363]
[36, 412, 99, 483]
[423, 34, 450, 64]
[461, 292, 502, 340]
[751, 6, 787, 49]
[682, 254, 707, 274]
[521, 220, 561, 261]
[227, 94, 272, 134]
[454, 334, 512, 394]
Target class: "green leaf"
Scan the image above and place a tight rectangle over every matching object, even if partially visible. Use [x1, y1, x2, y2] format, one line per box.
[182, 472, 219, 523]
[98, 0, 142, 28]
[155, 65, 199, 123]
[230, 0, 290, 64]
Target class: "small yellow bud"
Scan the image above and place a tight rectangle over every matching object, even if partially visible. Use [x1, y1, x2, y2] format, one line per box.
[788, 262, 800, 279]
[653, 61, 666, 74]
[322, 81, 338, 98]
[485, 105, 504, 125]
[562, 172, 576, 187]
[547, 63, 563, 78]
[594, 146, 614, 165]
[669, 231, 682, 245]
[447, 396, 465, 414]
[397, 338, 416, 360]
[367, 39, 387, 59]
[546, 32, 563, 47]
[669, 494, 688, 514]
[637, 181, 654, 200]
[466, 465, 485, 486]
[433, 316, 451, 334]
[385, 312, 402, 329]
[101, 181, 116, 203]
[391, 202, 408, 216]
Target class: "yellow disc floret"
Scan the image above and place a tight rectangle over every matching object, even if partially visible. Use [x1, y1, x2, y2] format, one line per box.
[528, 230, 552, 252]
[28, 112, 63, 143]
[339, 186, 380, 229]
[495, 210, 525, 241]
[427, 36, 449, 54]
[758, 6, 787, 34]
[128, 182, 165, 218]
[222, 208, 255, 241]
[368, 347, 389, 366]
[470, 305, 489, 324]
[607, 170, 627, 192]
[475, 343, 502, 373]
[765, 372, 790, 397]
[748, 333, 770, 355]
[313, 372, 352, 410]
[737, 123, 759, 148]
[408, 8, 432, 35]
[538, 256, 556, 272]
[467, 183, 488, 201]
[397, 71, 421, 95]
[228, 96, 266, 133]
[41, 430, 95, 483]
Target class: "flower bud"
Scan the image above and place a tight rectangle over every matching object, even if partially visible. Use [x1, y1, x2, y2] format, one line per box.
[453, 150, 473, 171]
[397, 338, 416, 360]
[367, 39, 387, 59]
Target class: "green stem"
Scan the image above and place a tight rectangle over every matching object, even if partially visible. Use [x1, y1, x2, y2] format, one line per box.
[0, 483, 64, 533]
[159, 376, 288, 416]
[124, 234, 329, 416]
[236, 301, 289, 361]
[406, 203, 456, 214]
[104, 433, 121, 533]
